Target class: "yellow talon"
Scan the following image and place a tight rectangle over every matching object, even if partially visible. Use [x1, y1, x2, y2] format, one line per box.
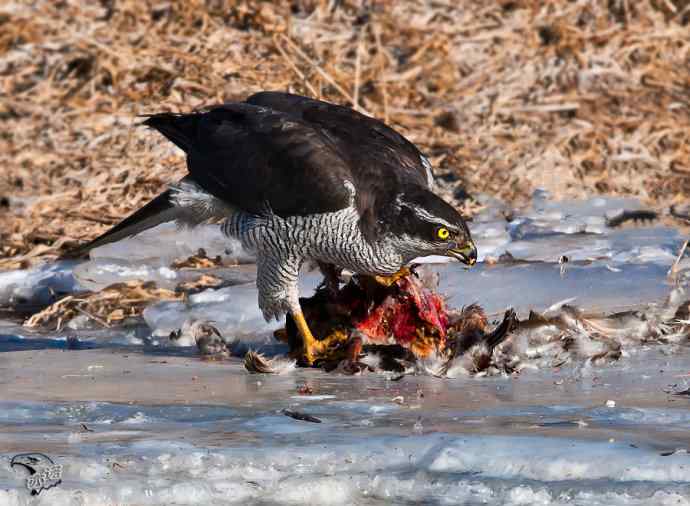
[291, 311, 350, 365]
[292, 311, 318, 364]
[374, 267, 411, 287]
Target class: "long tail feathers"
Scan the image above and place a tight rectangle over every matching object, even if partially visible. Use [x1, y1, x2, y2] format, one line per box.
[65, 113, 204, 259]
[64, 190, 182, 258]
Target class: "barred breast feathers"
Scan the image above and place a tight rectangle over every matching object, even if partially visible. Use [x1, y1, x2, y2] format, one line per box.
[176, 175, 405, 276]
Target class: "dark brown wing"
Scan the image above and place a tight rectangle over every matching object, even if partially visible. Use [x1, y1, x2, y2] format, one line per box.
[66, 96, 414, 258]
[247, 92, 433, 191]
[247, 92, 434, 240]
[144, 103, 353, 217]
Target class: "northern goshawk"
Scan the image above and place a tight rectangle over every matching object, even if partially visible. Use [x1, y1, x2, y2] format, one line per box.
[72, 92, 477, 364]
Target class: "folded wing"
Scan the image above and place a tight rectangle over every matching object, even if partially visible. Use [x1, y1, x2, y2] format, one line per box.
[145, 103, 354, 217]
[247, 92, 434, 191]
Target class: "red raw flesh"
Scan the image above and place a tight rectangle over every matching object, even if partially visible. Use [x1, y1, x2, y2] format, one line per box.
[355, 296, 398, 342]
[398, 276, 448, 338]
[354, 275, 449, 348]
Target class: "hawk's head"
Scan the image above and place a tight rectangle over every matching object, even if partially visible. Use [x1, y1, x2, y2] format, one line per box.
[388, 187, 477, 265]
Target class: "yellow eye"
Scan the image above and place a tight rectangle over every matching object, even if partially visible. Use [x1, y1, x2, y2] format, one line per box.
[436, 227, 450, 240]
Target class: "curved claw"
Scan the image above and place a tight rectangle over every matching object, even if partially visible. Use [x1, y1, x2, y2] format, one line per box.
[291, 311, 350, 366]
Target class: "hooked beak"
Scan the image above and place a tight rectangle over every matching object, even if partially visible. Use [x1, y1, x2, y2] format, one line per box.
[448, 242, 477, 266]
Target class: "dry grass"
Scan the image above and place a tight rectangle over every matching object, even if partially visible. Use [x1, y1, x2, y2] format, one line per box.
[2, 0, 690, 270]
[23, 280, 182, 330]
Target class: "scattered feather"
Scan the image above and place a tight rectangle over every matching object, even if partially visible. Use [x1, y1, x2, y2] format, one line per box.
[244, 351, 296, 375]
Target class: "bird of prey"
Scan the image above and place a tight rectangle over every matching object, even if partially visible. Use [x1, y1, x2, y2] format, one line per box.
[72, 92, 477, 364]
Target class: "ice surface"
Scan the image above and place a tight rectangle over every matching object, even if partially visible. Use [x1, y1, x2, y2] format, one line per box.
[0, 347, 689, 505]
[143, 269, 323, 341]
[437, 261, 673, 317]
[505, 226, 681, 264]
[432, 194, 682, 316]
[0, 261, 79, 309]
[74, 258, 182, 290]
[510, 193, 644, 239]
[1, 196, 689, 504]
[74, 258, 257, 291]
[89, 222, 254, 265]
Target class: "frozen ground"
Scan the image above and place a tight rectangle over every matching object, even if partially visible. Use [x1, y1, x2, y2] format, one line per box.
[1, 194, 689, 505]
[1, 344, 690, 505]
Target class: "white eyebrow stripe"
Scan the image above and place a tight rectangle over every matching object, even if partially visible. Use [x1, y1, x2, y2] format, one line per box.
[394, 194, 457, 230]
[397, 202, 460, 232]
[410, 206, 456, 229]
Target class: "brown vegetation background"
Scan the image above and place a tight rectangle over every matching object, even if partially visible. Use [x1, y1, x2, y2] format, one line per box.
[2, 0, 690, 270]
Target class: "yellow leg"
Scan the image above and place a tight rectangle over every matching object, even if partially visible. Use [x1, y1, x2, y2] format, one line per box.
[291, 311, 350, 365]
[292, 311, 321, 365]
[374, 266, 411, 287]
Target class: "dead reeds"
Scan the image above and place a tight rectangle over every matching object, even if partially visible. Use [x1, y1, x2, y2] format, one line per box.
[1, 0, 690, 269]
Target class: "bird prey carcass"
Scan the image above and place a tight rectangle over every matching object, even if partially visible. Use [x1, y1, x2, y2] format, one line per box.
[72, 92, 477, 364]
